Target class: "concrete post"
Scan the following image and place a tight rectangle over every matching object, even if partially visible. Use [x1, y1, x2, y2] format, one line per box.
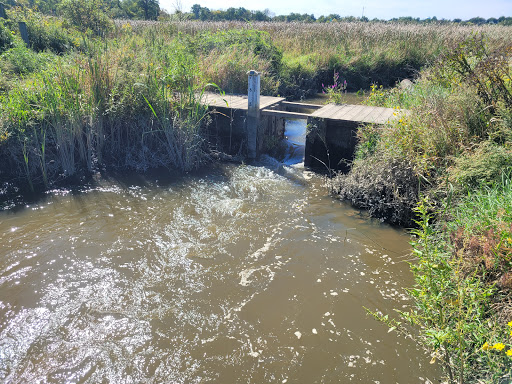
[18, 22, 29, 47]
[247, 70, 260, 159]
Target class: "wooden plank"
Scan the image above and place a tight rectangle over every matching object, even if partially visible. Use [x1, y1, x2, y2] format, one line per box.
[227, 97, 248, 109]
[374, 109, 396, 124]
[352, 106, 377, 122]
[324, 104, 348, 119]
[260, 96, 285, 110]
[202, 93, 230, 107]
[360, 107, 384, 123]
[336, 105, 367, 121]
[18, 22, 29, 47]
[311, 104, 339, 118]
[261, 109, 311, 119]
[281, 101, 322, 110]
[330, 104, 358, 120]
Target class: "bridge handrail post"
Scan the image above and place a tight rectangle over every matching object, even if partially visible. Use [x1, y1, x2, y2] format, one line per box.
[247, 70, 260, 159]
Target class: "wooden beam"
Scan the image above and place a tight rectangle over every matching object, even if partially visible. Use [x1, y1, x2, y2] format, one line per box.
[261, 109, 311, 119]
[280, 101, 322, 110]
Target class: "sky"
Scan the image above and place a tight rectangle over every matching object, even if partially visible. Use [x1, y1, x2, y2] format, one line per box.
[161, 0, 512, 20]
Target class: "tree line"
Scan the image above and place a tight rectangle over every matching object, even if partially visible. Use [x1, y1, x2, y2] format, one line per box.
[183, 4, 512, 25]
[2, 0, 511, 25]
[1, 0, 161, 20]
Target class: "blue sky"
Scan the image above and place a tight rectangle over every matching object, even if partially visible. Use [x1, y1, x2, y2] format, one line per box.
[161, 0, 512, 20]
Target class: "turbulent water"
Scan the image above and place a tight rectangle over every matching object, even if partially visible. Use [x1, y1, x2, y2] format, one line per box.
[0, 120, 440, 383]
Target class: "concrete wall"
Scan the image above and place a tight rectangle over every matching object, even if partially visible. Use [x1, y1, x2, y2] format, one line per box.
[304, 117, 359, 172]
[208, 107, 285, 157]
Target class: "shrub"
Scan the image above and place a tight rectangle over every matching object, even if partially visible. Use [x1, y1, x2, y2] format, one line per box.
[448, 141, 512, 189]
[0, 45, 51, 74]
[5, 7, 79, 53]
[59, 0, 113, 35]
[0, 19, 14, 54]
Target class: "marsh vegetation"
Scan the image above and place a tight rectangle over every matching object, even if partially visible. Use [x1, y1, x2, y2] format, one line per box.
[1, 5, 512, 381]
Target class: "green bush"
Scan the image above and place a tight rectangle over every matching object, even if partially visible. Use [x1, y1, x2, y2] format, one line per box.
[4, 7, 81, 54]
[0, 19, 14, 54]
[330, 153, 421, 225]
[59, 0, 113, 35]
[0, 45, 50, 74]
[449, 141, 512, 189]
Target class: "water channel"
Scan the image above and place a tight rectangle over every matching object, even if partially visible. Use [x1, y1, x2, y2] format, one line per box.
[0, 115, 441, 383]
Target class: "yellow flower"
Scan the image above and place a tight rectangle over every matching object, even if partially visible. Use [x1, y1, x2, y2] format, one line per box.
[508, 321, 512, 327]
[493, 343, 506, 351]
[507, 350, 512, 357]
[482, 342, 491, 351]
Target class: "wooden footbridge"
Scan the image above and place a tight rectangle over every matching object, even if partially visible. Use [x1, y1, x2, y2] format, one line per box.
[202, 71, 406, 170]
[202, 93, 399, 125]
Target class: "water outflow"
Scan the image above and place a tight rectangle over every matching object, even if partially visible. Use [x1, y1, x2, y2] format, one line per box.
[0, 120, 440, 383]
[283, 118, 307, 165]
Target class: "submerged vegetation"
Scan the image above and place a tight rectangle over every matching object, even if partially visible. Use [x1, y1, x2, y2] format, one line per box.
[1, 4, 512, 381]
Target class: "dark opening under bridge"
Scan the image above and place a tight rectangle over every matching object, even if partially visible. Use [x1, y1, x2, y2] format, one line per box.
[202, 72, 406, 171]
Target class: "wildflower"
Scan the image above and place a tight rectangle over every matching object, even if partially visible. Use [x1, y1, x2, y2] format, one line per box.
[508, 321, 512, 327]
[507, 350, 512, 357]
[482, 342, 491, 351]
[493, 343, 506, 351]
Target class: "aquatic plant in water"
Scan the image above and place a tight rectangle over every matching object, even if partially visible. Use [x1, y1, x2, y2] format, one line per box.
[322, 71, 347, 104]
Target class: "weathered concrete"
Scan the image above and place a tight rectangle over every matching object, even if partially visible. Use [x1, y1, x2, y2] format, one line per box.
[208, 106, 285, 156]
[304, 117, 359, 172]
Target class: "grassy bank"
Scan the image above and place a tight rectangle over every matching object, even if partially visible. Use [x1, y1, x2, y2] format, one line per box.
[330, 34, 512, 382]
[5, 14, 511, 194]
[120, 20, 512, 97]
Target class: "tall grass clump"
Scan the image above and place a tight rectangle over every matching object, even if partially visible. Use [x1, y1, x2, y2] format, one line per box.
[0, 25, 213, 192]
[113, 20, 512, 98]
[331, 34, 512, 225]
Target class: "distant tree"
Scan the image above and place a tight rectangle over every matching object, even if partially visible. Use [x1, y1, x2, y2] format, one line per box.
[138, 0, 159, 19]
[468, 16, 486, 25]
[191, 3, 200, 19]
[498, 16, 512, 25]
[60, 0, 113, 32]
[252, 10, 269, 21]
[487, 17, 498, 24]
[199, 6, 210, 20]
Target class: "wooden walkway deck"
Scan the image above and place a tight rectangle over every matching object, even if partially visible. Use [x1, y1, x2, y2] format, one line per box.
[201, 93, 285, 111]
[202, 93, 402, 125]
[311, 104, 398, 124]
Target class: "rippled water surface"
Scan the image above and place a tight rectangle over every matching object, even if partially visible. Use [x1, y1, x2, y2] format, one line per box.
[0, 122, 440, 383]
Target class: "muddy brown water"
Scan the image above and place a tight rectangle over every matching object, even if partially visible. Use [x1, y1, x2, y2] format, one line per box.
[0, 120, 441, 383]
